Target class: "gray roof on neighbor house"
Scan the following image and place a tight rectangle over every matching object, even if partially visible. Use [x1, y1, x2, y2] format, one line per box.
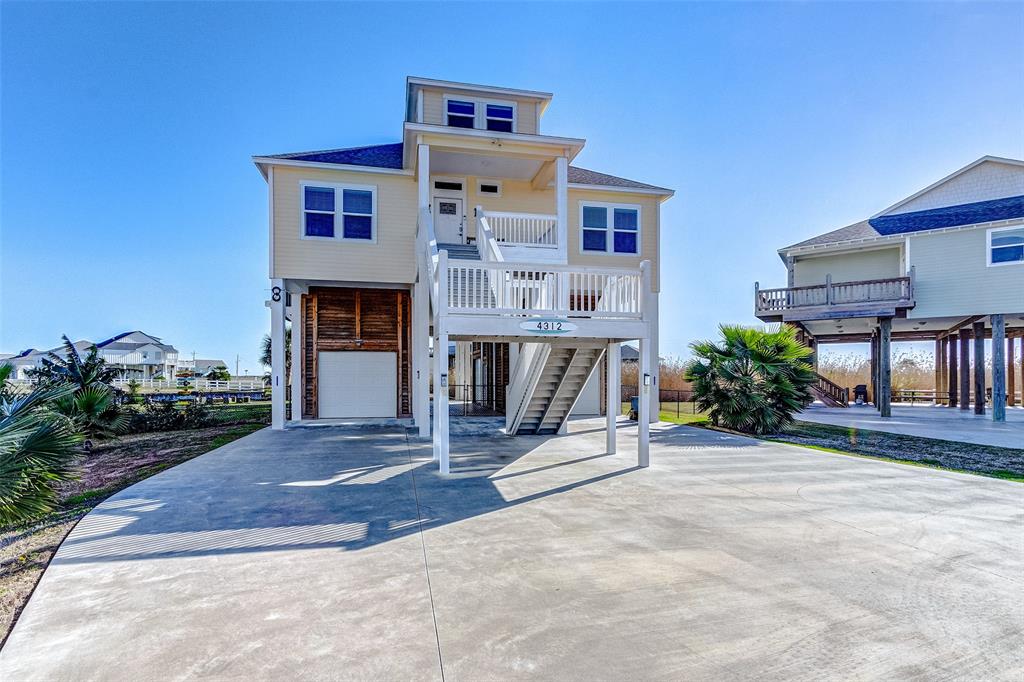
[96, 331, 177, 354]
[783, 195, 1024, 251]
[260, 143, 671, 193]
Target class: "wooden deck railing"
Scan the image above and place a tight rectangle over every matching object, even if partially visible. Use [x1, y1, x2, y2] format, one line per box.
[812, 372, 849, 407]
[755, 270, 914, 314]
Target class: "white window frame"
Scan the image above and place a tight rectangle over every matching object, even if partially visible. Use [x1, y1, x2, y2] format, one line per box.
[299, 181, 378, 244]
[578, 200, 642, 256]
[442, 94, 517, 132]
[986, 224, 1024, 267]
[476, 178, 503, 198]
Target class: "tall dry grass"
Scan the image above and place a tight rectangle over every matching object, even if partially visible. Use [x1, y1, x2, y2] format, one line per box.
[621, 356, 692, 390]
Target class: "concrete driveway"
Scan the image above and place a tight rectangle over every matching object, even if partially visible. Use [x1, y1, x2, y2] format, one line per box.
[2, 419, 1022, 680]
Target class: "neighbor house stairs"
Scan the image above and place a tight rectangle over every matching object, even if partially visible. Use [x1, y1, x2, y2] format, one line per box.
[810, 372, 849, 407]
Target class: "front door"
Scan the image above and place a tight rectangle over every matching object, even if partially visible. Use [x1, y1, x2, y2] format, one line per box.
[433, 197, 464, 244]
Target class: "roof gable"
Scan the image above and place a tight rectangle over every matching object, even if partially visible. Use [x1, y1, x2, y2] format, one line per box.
[876, 156, 1024, 217]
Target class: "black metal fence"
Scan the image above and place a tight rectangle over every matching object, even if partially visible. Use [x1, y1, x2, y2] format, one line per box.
[448, 384, 503, 417]
[620, 386, 701, 419]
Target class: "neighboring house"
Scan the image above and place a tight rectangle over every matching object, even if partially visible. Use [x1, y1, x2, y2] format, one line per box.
[94, 331, 180, 380]
[2, 331, 181, 382]
[754, 156, 1024, 421]
[255, 76, 673, 472]
[178, 358, 229, 377]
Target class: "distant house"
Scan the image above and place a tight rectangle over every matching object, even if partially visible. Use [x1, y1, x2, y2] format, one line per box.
[178, 358, 228, 377]
[1, 331, 180, 381]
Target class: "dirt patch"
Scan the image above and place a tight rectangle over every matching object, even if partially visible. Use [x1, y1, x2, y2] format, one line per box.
[774, 421, 1024, 480]
[0, 423, 264, 645]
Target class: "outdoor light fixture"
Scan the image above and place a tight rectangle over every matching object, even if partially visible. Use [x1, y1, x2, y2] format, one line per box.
[440, 374, 448, 388]
[643, 373, 651, 387]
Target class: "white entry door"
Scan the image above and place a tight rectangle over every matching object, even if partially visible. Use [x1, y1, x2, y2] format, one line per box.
[318, 351, 397, 418]
[433, 197, 464, 244]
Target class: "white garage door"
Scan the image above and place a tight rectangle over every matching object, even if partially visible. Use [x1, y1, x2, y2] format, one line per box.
[318, 351, 396, 418]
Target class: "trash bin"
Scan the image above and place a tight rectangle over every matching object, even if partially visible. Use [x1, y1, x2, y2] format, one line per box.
[629, 396, 639, 420]
[853, 384, 868, 405]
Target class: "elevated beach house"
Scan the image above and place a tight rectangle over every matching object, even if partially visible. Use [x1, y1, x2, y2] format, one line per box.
[254, 77, 673, 472]
[754, 156, 1024, 421]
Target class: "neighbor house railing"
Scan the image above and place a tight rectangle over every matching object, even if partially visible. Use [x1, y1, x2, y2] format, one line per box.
[111, 378, 265, 392]
[755, 269, 914, 314]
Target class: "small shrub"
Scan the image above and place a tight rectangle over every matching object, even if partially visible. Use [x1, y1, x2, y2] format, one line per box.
[128, 401, 214, 433]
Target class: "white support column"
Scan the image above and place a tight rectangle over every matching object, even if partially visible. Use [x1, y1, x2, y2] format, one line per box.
[270, 278, 286, 430]
[649, 292, 660, 423]
[606, 341, 620, 454]
[555, 156, 568, 261]
[418, 143, 430, 211]
[433, 250, 450, 473]
[413, 281, 430, 437]
[638, 336, 651, 468]
[289, 293, 302, 422]
[638, 261, 653, 466]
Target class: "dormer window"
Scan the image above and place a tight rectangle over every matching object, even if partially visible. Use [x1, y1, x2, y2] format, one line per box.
[443, 95, 517, 132]
[485, 104, 514, 132]
[446, 100, 475, 129]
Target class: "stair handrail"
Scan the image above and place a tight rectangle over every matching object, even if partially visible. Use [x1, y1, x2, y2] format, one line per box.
[417, 206, 440, 309]
[813, 371, 849, 407]
[506, 342, 551, 433]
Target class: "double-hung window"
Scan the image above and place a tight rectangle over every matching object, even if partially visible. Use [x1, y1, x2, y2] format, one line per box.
[302, 183, 376, 241]
[580, 202, 640, 255]
[988, 226, 1024, 266]
[485, 104, 514, 132]
[446, 99, 475, 128]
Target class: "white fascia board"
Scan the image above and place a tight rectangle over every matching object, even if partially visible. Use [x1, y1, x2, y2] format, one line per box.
[404, 123, 585, 157]
[568, 182, 674, 198]
[870, 155, 1024, 219]
[251, 156, 413, 176]
[406, 76, 553, 102]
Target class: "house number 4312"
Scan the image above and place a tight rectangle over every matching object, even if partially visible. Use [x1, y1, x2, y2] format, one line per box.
[519, 318, 578, 335]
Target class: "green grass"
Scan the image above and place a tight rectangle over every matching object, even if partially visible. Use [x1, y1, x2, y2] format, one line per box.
[620, 400, 709, 425]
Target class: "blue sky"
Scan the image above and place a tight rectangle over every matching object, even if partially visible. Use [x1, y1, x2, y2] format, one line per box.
[2, 2, 1022, 372]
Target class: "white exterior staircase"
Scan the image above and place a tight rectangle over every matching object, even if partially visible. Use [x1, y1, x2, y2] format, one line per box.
[507, 344, 605, 435]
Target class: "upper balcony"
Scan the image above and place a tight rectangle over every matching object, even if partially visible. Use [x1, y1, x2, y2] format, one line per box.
[754, 269, 915, 322]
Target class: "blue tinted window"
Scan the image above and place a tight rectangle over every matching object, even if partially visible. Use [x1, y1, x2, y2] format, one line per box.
[304, 186, 334, 212]
[447, 115, 475, 128]
[582, 206, 607, 228]
[305, 212, 334, 238]
[447, 100, 475, 115]
[992, 244, 1023, 263]
[343, 215, 373, 240]
[487, 104, 513, 119]
[614, 208, 638, 230]
[486, 119, 513, 133]
[613, 231, 637, 254]
[991, 230, 1024, 247]
[583, 229, 607, 251]
[343, 189, 372, 214]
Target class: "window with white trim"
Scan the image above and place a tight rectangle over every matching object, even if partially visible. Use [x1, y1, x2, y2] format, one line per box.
[446, 99, 475, 129]
[485, 104, 514, 132]
[989, 226, 1024, 265]
[580, 203, 640, 254]
[477, 179, 502, 197]
[302, 183, 376, 241]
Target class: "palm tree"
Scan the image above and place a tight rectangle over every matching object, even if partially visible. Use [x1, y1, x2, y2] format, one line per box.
[685, 324, 815, 435]
[0, 365, 81, 525]
[260, 329, 291, 380]
[27, 335, 119, 390]
[52, 385, 130, 441]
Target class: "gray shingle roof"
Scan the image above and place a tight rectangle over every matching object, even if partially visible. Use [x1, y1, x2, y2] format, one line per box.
[260, 143, 671, 193]
[783, 220, 881, 251]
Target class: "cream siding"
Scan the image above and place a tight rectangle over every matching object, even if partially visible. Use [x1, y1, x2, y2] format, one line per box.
[418, 88, 539, 134]
[907, 224, 1024, 318]
[568, 189, 662, 292]
[465, 177, 554, 239]
[792, 247, 902, 287]
[271, 166, 417, 283]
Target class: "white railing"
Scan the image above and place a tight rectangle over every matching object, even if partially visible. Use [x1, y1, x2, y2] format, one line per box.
[480, 209, 558, 249]
[505, 342, 551, 432]
[418, 206, 440, 309]
[111, 378, 265, 392]
[446, 261, 644, 319]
